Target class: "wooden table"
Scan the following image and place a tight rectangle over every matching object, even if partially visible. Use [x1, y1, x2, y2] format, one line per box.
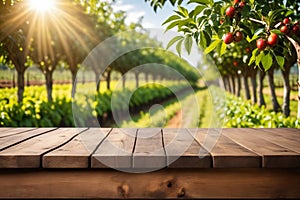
[0, 128, 299, 199]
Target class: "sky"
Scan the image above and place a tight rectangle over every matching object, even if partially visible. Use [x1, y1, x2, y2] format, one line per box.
[112, 0, 177, 28]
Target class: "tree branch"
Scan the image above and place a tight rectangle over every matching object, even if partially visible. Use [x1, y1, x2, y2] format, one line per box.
[248, 17, 266, 26]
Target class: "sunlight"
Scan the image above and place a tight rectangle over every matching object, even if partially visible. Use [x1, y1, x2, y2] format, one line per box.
[29, 0, 56, 13]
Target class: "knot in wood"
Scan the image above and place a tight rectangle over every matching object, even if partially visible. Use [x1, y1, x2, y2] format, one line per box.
[118, 184, 129, 198]
[177, 187, 185, 198]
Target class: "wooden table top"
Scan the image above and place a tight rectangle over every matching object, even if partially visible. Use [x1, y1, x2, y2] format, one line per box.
[0, 128, 299, 169]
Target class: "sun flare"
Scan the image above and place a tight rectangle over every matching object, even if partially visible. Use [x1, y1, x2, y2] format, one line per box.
[29, 0, 56, 12]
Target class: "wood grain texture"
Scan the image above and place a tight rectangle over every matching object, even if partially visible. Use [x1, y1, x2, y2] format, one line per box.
[91, 128, 136, 168]
[163, 128, 211, 168]
[0, 128, 37, 138]
[133, 128, 166, 169]
[0, 128, 86, 168]
[0, 168, 299, 199]
[223, 128, 300, 168]
[43, 128, 111, 168]
[193, 129, 261, 168]
[253, 128, 300, 154]
[0, 128, 56, 151]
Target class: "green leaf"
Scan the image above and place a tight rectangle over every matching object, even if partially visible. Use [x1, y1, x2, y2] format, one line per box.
[193, 5, 206, 16]
[270, 29, 282, 35]
[199, 31, 207, 48]
[162, 15, 181, 25]
[254, 28, 265, 36]
[165, 20, 180, 31]
[184, 35, 193, 54]
[275, 55, 285, 68]
[255, 51, 264, 66]
[204, 39, 221, 54]
[178, 6, 189, 17]
[188, 0, 212, 6]
[261, 52, 273, 71]
[219, 41, 227, 56]
[176, 39, 184, 57]
[166, 36, 184, 49]
[248, 48, 258, 66]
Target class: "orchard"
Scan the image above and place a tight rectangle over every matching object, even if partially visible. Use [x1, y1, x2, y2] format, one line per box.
[146, 0, 300, 119]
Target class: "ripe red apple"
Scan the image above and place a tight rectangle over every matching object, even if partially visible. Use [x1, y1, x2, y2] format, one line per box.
[283, 18, 290, 25]
[292, 25, 299, 34]
[256, 38, 267, 50]
[234, 31, 243, 42]
[239, 1, 245, 8]
[233, 61, 239, 67]
[280, 25, 289, 34]
[246, 47, 251, 53]
[223, 33, 234, 44]
[233, 0, 240, 4]
[226, 6, 235, 18]
[267, 33, 278, 46]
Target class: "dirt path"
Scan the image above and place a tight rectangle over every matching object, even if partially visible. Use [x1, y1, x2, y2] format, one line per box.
[165, 109, 182, 128]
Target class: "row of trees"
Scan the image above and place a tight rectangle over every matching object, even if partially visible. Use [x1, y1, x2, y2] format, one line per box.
[0, 0, 199, 103]
[146, 0, 300, 118]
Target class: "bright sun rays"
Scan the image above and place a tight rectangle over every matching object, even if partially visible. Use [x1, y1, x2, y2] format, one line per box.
[29, 0, 56, 13]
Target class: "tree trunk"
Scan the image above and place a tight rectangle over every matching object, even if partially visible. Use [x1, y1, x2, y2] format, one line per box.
[122, 74, 126, 89]
[250, 75, 257, 104]
[267, 68, 281, 112]
[285, 35, 300, 119]
[12, 71, 16, 88]
[71, 71, 77, 98]
[231, 76, 236, 95]
[281, 67, 291, 117]
[243, 75, 251, 100]
[135, 73, 139, 88]
[258, 70, 266, 107]
[45, 71, 54, 102]
[106, 70, 111, 90]
[17, 70, 25, 103]
[95, 72, 100, 92]
[236, 75, 241, 97]
[227, 76, 232, 93]
[26, 72, 30, 87]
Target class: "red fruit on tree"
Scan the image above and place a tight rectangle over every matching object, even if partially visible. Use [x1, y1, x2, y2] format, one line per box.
[267, 33, 278, 46]
[233, 0, 240, 4]
[283, 18, 290, 25]
[280, 25, 289, 34]
[292, 25, 299, 34]
[226, 6, 235, 18]
[233, 61, 239, 67]
[239, 1, 245, 8]
[246, 47, 251, 53]
[223, 33, 234, 44]
[256, 38, 267, 50]
[234, 31, 243, 42]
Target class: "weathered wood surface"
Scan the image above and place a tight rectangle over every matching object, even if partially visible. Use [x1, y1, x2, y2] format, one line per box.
[0, 169, 299, 199]
[0, 128, 299, 169]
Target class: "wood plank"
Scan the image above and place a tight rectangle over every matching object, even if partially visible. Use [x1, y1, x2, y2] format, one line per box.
[0, 128, 86, 168]
[222, 128, 300, 168]
[0, 168, 299, 199]
[43, 128, 111, 168]
[163, 128, 211, 168]
[193, 129, 261, 168]
[0, 128, 37, 138]
[91, 128, 136, 169]
[0, 128, 56, 151]
[133, 128, 165, 169]
[250, 128, 300, 154]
